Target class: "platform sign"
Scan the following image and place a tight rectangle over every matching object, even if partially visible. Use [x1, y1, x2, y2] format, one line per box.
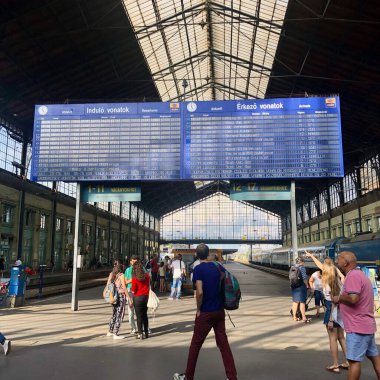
[31, 102, 181, 181]
[81, 183, 141, 202]
[31, 96, 343, 182]
[181, 97, 343, 179]
[230, 181, 291, 200]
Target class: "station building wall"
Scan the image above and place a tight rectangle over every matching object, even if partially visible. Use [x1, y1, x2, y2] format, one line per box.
[0, 172, 159, 271]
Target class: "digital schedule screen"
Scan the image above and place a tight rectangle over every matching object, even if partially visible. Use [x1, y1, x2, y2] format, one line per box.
[31, 97, 343, 181]
[181, 97, 343, 179]
[31, 102, 181, 181]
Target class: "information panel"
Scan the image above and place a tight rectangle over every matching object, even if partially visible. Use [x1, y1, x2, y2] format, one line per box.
[31, 97, 343, 182]
[31, 102, 181, 181]
[181, 97, 343, 179]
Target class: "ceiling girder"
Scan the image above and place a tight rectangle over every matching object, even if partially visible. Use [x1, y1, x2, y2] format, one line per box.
[134, 3, 205, 38]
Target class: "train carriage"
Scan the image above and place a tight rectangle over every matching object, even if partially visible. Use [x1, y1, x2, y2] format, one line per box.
[336, 233, 380, 273]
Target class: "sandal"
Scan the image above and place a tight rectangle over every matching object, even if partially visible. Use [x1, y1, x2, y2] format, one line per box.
[303, 318, 312, 323]
[293, 317, 301, 322]
[339, 363, 349, 370]
[326, 366, 340, 374]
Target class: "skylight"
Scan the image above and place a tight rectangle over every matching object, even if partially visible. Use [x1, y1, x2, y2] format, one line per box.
[122, 0, 289, 101]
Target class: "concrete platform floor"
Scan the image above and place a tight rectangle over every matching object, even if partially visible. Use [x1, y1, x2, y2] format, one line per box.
[0, 262, 378, 380]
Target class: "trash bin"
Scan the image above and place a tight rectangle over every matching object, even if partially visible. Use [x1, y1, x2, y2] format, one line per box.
[9, 265, 26, 307]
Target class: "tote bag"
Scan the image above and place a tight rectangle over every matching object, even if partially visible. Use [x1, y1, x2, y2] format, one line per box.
[147, 288, 160, 312]
[332, 305, 344, 328]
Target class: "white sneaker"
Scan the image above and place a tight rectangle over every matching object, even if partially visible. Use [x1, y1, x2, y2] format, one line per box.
[3, 339, 11, 356]
[106, 331, 113, 337]
[113, 334, 125, 340]
[130, 329, 136, 334]
[173, 374, 187, 380]
[148, 328, 152, 334]
[168, 297, 174, 300]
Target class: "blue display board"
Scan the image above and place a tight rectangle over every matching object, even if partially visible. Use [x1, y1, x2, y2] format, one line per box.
[31, 97, 343, 181]
[181, 97, 343, 179]
[32, 102, 181, 181]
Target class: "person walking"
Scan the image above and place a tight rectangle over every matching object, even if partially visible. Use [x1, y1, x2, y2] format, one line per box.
[306, 251, 349, 373]
[124, 255, 138, 334]
[164, 256, 172, 292]
[333, 251, 380, 379]
[158, 261, 166, 293]
[106, 261, 132, 339]
[149, 254, 159, 291]
[0, 332, 11, 355]
[168, 254, 186, 300]
[290, 257, 311, 323]
[173, 243, 237, 380]
[131, 261, 150, 340]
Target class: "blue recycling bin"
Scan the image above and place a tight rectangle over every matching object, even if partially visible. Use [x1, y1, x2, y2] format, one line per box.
[9, 265, 26, 306]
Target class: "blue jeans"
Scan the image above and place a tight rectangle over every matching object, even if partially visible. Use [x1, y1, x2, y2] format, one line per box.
[0, 332, 5, 345]
[170, 277, 182, 299]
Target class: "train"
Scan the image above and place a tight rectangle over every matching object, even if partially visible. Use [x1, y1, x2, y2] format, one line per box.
[249, 232, 380, 275]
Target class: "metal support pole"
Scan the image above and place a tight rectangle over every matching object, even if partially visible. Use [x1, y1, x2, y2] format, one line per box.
[50, 181, 57, 268]
[290, 180, 298, 263]
[128, 202, 132, 258]
[71, 183, 81, 311]
[16, 178, 25, 260]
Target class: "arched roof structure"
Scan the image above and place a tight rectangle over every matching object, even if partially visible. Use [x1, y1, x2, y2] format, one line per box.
[0, 0, 379, 218]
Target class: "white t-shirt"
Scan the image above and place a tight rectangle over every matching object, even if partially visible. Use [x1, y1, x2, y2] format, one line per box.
[170, 260, 185, 279]
[323, 284, 332, 301]
[311, 272, 323, 291]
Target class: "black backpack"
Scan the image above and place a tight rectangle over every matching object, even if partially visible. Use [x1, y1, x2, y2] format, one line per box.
[289, 266, 303, 288]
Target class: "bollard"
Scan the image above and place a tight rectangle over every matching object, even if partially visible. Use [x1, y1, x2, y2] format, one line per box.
[38, 265, 47, 299]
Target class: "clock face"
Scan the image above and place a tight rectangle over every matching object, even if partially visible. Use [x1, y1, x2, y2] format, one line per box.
[187, 102, 197, 112]
[38, 106, 48, 115]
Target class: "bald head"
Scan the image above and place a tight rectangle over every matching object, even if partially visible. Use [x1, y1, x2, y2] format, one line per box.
[337, 251, 357, 274]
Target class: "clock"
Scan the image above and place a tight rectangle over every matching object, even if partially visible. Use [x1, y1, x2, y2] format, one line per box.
[187, 102, 197, 112]
[38, 106, 48, 115]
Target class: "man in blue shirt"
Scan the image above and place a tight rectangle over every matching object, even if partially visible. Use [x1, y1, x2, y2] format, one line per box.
[174, 243, 237, 380]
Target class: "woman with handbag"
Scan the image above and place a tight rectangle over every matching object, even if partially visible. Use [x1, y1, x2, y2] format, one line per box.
[131, 261, 150, 340]
[107, 261, 132, 339]
[305, 251, 349, 373]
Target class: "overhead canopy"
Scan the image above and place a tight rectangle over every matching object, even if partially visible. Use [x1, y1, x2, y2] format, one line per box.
[0, 0, 379, 218]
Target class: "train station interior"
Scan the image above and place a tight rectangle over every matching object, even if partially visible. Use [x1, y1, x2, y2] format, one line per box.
[0, 1, 380, 379]
[0, 0, 379, 270]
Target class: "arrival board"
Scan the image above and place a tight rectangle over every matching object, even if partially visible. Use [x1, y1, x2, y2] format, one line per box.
[31, 97, 343, 181]
[181, 97, 343, 179]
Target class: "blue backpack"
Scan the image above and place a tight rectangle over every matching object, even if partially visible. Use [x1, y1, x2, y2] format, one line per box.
[214, 263, 241, 311]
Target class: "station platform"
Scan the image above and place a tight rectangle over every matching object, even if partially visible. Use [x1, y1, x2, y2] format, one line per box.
[0, 262, 378, 380]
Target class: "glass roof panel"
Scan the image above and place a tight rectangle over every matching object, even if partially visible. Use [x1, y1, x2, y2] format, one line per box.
[123, 0, 289, 101]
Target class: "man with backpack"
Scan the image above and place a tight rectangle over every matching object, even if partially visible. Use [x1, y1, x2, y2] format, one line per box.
[173, 243, 237, 380]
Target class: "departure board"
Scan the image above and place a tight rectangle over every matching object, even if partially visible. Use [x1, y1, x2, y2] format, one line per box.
[31, 96, 343, 182]
[31, 102, 181, 181]
[181, 97, 343, 179]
